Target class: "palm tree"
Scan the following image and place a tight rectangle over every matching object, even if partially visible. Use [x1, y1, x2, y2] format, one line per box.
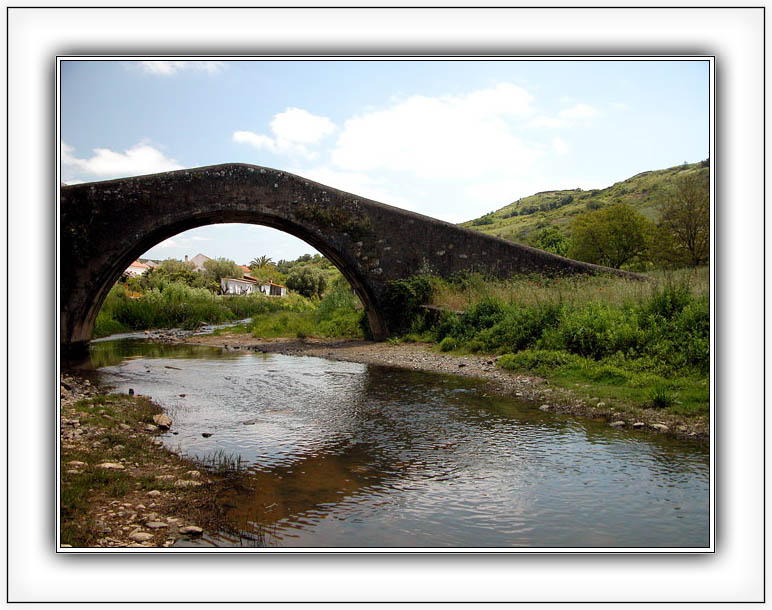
[249, 255, 273, 269]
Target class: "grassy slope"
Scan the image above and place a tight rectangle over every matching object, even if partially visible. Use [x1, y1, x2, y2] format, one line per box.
[461, 161, 709, 245]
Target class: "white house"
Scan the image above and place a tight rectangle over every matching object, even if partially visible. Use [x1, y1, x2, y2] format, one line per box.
[220, 276, 260, 295]
[185, 253, 212, 272]
[261, 280, 287, 297]
[125, 260, 150, 276]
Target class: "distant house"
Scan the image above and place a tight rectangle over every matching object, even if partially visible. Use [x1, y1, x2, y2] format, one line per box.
[220, 276, 260, 295]
[125, 260, 150, 276]
[185, 253, 212, 272]
[237, 264, 251, 275]
[261, 280, 287, 297]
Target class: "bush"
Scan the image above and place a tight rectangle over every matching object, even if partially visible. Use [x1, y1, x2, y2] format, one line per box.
[476, 303, 561, 353]
[439, 336, 458, 352]
[286, 265, 328, 299]
[381, 275, 433, 335]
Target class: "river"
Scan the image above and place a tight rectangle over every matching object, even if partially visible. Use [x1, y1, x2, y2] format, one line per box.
[86, 338, 710, 549]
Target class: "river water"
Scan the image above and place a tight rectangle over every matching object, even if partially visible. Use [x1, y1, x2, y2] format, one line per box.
[87, 338, 710, 549]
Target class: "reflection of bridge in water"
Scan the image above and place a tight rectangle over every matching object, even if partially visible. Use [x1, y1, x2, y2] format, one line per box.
[61, 163, 632, 355]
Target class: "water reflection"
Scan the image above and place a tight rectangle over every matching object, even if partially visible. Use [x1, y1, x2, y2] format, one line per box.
[86, 338, 710, 548]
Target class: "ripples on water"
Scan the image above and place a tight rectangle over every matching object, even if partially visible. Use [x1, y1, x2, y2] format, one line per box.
[89, 339, 710, 549]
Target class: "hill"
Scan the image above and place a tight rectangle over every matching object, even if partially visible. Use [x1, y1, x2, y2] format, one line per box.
[461, 160, 709, 246]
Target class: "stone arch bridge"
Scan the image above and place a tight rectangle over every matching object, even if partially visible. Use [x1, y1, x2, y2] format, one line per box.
[60, 163, 629, 355]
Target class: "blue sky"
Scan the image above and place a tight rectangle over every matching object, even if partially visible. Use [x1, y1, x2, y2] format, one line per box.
[60, 59, 709, 265]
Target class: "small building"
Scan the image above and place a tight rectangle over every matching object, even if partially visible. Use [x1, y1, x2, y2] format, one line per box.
[125, 260, 150, 276]
[237, 264, 251, 275]
[261, 280, 287, 297]
[185, 253, 212, 272]
[220, 276, 260, 295]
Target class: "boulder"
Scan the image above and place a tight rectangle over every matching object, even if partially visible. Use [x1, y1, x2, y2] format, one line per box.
[610, 421, 626, 428]
[152, 414, 172, 430]
[179, 525, 203, 536]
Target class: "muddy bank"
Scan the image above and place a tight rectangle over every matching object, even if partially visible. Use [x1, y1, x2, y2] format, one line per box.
[60, 374, 244, 548]
[181, 333, 709, 440]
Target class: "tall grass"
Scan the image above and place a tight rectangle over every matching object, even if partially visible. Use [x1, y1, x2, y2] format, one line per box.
[430, 267, 708, 311]
[93, 282, 316, 337]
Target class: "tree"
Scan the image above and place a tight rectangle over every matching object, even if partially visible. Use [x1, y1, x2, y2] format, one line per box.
[533, 226, 569, 257]
[568, 203, 654, 269]
[202, 258, 243, 284]
[249, 255, 274, 270]
[285, 265, 328, 299]
[657, 173, 710, 267]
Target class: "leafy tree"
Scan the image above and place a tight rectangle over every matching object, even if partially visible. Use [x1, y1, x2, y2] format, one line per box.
[202, 258, 243, 285]
[285, 265, 328, 299]
[533, 226, 569, 256]
[657, 173, 710, 267]
[568, 203, 654, 269]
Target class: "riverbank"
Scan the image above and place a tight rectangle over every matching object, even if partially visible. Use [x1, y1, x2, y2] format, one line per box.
[181, 333, 709, 440]
[60, 374, 245, 548]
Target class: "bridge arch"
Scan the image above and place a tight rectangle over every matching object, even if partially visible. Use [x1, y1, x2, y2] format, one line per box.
[61, 163, 631, 355]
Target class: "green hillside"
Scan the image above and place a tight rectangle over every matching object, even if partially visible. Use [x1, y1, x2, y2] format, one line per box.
[462, 160, 709, 246]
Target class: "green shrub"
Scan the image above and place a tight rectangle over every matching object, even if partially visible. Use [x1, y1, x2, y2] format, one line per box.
[439, 336, 458, 352]
[648, 384, 675, 409]
[381, 275, 433, 335]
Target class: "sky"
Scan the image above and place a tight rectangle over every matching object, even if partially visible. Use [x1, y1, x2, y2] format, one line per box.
[60, 59, 709, 265]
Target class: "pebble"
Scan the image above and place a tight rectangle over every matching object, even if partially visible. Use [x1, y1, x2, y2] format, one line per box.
[144, 424, 158, 433]
[144, 521, 168, 529]
[147, 490, 162, 497]
[185, 470, 201, 478]
[97, 462, 125, 470]
[67, 460, 86, 466]
[179, 525, 204, 536]
[128, 531, 154, 543]
[610, 421, 626, 428]
[597, 402, 606, 408]
[632, 422, 645, 429]
[651, 424, 669, 433]
[539, 405, 551, 412]
[174, 480, 202, 488]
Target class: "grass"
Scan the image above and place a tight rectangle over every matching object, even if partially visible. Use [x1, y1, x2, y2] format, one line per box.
[94, 283, 316, 338]
[60, 390, 248, 547]
[396, 267, 710, 420]
[60, 393, 163, 546]
[95, 278, 364, 341]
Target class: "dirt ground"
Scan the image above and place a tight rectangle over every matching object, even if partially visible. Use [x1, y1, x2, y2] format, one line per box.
[59, 374, 245, 548]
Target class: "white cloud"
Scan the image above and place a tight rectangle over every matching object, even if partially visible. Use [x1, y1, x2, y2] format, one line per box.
[137, 61, 226, 76]
[233, 107, 335, 160]
[329, 83, 541, 180]
[528, 115, 569, 129]
[270, 108, 335, 144]
[62, 141, 184, 180]
[558, 103, 600, 120]
[552, 136, 570, 155]
[156, 238, 179, 249]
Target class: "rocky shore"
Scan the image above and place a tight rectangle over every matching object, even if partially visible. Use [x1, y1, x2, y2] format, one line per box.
[181, 333, 709, 440]
[60, 374, 241, 548]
